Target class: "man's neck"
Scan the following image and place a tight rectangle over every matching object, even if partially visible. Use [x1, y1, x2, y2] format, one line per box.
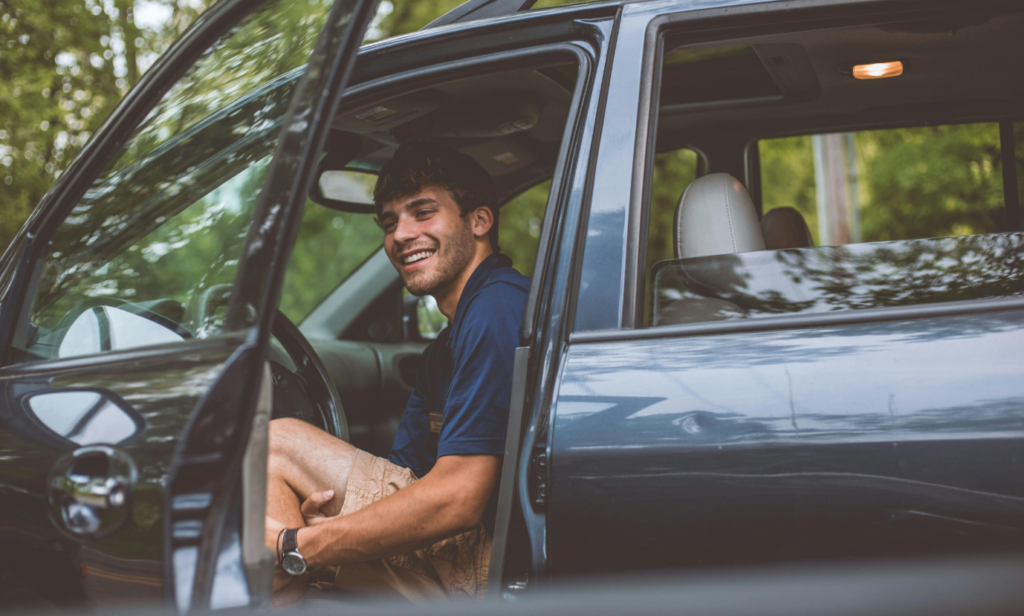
[434, 245, 494, 322]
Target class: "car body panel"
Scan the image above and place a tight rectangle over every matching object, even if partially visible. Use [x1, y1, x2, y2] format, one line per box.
[550, 309, 1024, 574]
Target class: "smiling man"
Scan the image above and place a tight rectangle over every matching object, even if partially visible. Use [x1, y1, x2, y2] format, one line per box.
[264, 142, 529, 604]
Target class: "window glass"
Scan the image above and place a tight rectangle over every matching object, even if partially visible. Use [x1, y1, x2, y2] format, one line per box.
[499, 180, 550, 278]
[642, 149, 699, 325]
[11, 0, 333, 364]
[280, 206, 382, 323]
[649, 123, 1017, 327]
[760, 124, 1004, 246]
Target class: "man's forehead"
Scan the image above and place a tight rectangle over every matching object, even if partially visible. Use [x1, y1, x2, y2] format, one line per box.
[381, 186, 455, 215]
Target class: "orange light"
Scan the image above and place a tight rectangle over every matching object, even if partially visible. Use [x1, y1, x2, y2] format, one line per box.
[852, 61, 903, 80]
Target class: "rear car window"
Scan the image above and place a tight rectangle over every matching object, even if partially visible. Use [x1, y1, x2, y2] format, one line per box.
[760, 123, 1005, 246]
[650, 122, 1023, 326]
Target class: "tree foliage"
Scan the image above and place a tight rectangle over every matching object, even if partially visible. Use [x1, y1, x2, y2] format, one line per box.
[0, 0, 208, 253]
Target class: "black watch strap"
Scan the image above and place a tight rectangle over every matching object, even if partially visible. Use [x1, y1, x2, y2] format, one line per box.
[283, 528, 299, 554]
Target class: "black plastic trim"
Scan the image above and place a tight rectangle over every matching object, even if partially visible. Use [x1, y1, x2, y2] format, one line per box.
[1001, 120, 1021, 232]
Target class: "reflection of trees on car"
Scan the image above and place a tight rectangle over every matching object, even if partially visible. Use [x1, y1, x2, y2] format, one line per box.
[28, 0, 336, 337]
[653, 232, 1024, 320]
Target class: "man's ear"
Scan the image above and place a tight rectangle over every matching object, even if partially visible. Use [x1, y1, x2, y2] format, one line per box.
[469, 206, 494, 239]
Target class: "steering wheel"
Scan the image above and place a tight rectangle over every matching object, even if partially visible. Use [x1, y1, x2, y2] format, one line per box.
[195, 284, 348, 440]
[271, 310, 349, 441]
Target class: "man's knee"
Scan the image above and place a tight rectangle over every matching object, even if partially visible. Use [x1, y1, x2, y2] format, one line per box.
[267, 417, 312, 472]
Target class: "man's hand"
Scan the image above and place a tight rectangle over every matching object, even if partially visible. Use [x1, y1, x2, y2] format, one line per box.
[299, 490, 337, 527]
[299, 454, 500, 569]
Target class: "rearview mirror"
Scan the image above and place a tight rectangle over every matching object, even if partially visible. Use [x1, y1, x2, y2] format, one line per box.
[310, 168, 377, 213]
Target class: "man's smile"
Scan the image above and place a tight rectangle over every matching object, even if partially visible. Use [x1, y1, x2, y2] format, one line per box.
[398, 248, 437, 271]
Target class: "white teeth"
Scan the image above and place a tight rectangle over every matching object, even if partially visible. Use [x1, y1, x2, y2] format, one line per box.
[402, 250, 435, 265]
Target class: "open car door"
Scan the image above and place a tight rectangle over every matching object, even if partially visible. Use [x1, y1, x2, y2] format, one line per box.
[0, 0, 376, 610]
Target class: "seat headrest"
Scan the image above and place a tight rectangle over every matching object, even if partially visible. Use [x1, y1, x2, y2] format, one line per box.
[674, 173, 765, 259]
[761, 207, 815, 250]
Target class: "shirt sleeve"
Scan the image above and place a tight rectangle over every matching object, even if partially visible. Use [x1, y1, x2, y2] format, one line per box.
[388, 343, 435, 477]
[437, 283, 526, 458]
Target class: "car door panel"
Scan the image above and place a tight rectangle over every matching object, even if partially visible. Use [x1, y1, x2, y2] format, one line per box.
[551, 310, 1024, 575]
[0, 0, 377, 608]
[0, 334, 242, 606]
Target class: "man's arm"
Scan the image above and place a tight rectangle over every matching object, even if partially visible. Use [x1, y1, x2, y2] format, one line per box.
[296, 453, 500, 569]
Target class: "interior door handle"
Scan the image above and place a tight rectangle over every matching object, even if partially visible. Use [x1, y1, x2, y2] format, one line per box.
[48, 445, 138, 538]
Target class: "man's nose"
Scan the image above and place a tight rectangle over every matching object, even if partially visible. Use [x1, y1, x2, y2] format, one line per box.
[393, 215, 418, 244]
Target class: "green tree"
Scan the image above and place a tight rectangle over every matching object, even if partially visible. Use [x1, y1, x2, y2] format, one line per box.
[0, 0, 210, 253]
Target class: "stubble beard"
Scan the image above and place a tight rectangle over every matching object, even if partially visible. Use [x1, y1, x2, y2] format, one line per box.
[402, 219, 476, 297]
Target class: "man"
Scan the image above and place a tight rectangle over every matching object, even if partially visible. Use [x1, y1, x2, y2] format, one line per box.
[264, 142, 529, 604]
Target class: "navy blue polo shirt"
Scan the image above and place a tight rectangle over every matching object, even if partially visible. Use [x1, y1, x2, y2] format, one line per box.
[389, 253, 529, 491]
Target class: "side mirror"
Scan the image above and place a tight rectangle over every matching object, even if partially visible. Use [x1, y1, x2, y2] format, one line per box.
[59, 305, 184, 358]
[415, 295, 447, 340]
[310, 167, 378, 214]
[26, 390, 144, 446]
[402, 294, 447, 341]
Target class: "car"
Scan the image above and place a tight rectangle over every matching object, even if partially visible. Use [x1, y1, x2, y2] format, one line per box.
[1, 0, 1023, 611]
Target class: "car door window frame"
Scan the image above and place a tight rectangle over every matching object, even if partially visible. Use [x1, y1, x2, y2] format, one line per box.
[298, 39, 601, 345]
[571, 0, 1024, 341]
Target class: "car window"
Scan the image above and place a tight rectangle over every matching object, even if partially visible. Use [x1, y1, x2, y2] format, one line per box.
[760, 124, 1005, 246]
[8, 0, 335, 365]
[643, 148, 699, 325]
[280, 206, 382, 323]
[649, 122, 1022, 327]
[497, 180, 551, 279]
[639, 27, 1024, 329]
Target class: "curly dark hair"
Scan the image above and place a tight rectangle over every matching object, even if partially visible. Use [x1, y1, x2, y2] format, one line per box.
[373, 142, 499, 252]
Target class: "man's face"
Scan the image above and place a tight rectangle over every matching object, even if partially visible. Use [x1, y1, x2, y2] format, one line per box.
[379, 186, 476, 297]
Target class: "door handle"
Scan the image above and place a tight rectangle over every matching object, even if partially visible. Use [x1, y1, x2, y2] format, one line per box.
[48, 445, 138, 538]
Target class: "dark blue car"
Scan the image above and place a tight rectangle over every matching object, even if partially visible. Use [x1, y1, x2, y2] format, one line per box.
[1, 0, 1023, 611]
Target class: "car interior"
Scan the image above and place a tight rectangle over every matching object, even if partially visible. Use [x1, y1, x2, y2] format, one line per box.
[643, 8, 1024, 328]
[277, 60, 582, 457]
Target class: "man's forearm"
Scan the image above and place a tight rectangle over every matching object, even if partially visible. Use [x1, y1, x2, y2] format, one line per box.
[297, 454, 498, 568]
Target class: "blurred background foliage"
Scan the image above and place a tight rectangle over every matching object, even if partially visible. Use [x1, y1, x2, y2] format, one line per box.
[2, 0, 1020, 324]
[0, 0, 566, 249]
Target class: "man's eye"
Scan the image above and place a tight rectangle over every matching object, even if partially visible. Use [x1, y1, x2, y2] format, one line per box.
[382, 222, 396, 233]
[416, 209, 434, 218]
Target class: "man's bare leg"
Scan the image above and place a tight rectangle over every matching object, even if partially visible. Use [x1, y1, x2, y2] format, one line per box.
[266, 417, 359, 606]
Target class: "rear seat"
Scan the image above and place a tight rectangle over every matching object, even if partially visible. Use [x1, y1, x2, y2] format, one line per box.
[761, 206, 814, 250]
[655, 173, 764, 326]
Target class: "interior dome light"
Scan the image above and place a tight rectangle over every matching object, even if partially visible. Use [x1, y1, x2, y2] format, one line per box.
[852, 61, 903, 79]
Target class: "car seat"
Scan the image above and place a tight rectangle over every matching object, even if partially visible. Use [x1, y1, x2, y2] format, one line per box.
[655, 173, 764, 326]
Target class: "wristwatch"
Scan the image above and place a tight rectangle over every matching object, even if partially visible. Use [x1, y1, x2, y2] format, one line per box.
[280, 528, 308, 576]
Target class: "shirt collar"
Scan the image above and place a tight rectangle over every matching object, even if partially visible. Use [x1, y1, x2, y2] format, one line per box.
[446, 253, 512, 347]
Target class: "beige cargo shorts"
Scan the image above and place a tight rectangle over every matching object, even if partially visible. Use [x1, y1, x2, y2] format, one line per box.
[325, 450, 492, 601]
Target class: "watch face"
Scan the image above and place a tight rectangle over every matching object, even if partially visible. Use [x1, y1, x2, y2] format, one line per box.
[282, 552, 307, 576]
